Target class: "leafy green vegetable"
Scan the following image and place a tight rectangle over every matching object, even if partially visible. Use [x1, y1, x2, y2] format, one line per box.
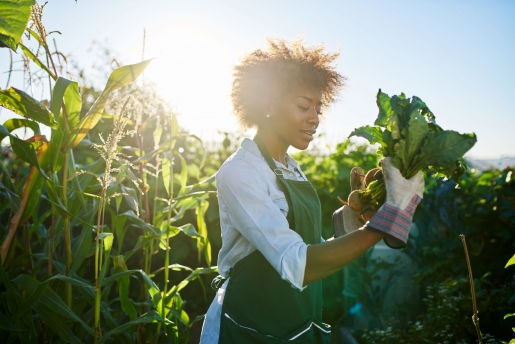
[349, 89, 477, 210]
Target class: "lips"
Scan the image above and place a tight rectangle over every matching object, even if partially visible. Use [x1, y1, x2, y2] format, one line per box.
[300, 130, 316, 140]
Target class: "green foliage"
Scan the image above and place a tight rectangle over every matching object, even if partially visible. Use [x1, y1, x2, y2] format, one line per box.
[348, 166, 515, 342]
[0, 0, 35, 50]
[350, 89, 477, 211]
[0, 10, 217, 343]
[0, 87, 58, 129]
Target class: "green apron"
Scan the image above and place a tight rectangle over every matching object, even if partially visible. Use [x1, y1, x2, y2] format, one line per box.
[217, 136, 331, 343]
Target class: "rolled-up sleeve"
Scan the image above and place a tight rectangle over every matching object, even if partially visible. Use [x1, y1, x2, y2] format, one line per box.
[216, 159, 308, 290]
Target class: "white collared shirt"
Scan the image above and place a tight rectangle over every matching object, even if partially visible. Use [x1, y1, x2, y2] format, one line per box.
[200, 138, 318, 343]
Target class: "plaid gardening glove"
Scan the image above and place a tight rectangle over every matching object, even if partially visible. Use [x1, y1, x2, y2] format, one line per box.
[367, 157, 424, 249]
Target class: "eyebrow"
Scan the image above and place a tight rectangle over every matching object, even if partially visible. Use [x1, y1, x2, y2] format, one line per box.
[296, 95, 323, 105]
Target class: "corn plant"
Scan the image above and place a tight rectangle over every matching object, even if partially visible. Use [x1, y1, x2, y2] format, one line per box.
[0, 4, 217, 343]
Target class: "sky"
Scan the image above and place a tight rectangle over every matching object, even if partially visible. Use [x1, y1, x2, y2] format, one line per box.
[1, 0, 514, 159]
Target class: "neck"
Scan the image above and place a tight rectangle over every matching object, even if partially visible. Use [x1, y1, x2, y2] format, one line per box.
[256, 128, 289, 166]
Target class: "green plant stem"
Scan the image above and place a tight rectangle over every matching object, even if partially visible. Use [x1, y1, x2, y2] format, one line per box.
[94, 187, 105, 342]
[459, 234, 483, 344]
[48, 208, 55, 277]
[62, 151, 73, 308]
[157, 126, 175, 343]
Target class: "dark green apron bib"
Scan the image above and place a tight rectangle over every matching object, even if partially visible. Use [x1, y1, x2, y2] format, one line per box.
[217, 136, 331, 343]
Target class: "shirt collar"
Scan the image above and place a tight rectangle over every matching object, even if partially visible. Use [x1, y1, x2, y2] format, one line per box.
[240, 138, 300, 170]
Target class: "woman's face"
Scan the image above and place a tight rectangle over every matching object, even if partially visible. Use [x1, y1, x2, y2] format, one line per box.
[269, 85, 322, 150]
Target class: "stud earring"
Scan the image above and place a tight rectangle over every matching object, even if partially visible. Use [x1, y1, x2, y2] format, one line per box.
[266, 114, 271, 119]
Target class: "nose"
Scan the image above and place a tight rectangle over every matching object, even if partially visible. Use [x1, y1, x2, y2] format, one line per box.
[308, 106, 320, 128]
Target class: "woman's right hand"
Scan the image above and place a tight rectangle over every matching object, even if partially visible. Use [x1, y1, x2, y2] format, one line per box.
[367, 157, 424, 248]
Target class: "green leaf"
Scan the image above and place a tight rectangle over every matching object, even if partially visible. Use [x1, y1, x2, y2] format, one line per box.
[98, 311, 164, 344]
[390, 94, 410, 130]
[49, 77, 81, 172]
[386, 113, 401, 140]
[124, 235, 158, 261]
[413, 131, 477, 172]
[506, 254, 515, 268]
[400, 110, 429, 173]
[0, 88, 58, 129]
[0, 0, 35, 51]
[505, 313, 515, 319]
[69, 59, 153, 149]
[374, 89, 392, 126]
[0, 158, 16, 193]
[167, 266, 217, 300]
[11, 274, 93, 321]
[98, 232, 114, 283]
[348, 125, 383, 145]
[169, 308, 189, 326]
[110, 208, 128, 255]
[196, 200, 211, 266]
[0, 310, 22, 332]
[178, 223, 201, 239]
[3, 118, 40, 135]
[12, 274, 94, 336]
[32, 302, 83, 344]
[121, 209, 160, 235]
[100, 269, 162, 311]
[0, 176, 20, 211]
[51, 77, 81, 129]
[113, 255, 137, 321]
[0, 125, 50, 181]
[19, 43, 57, 80]
[177, 152, 188, 192]
[69, 227, 93, 276]
[162, 156, 171, 196]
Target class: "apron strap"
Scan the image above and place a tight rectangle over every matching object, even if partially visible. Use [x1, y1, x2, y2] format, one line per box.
[253, 135, 284, 175]
[253, 135, 296, 229]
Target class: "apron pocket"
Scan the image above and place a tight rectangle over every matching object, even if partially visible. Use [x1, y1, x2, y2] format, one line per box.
[221, 313, 331, 343]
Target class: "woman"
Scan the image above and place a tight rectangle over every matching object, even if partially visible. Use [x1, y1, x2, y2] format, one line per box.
[200, 38, 424, 343]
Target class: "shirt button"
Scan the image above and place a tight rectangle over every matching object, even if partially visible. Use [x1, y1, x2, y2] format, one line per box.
[289, 172, 293, 176]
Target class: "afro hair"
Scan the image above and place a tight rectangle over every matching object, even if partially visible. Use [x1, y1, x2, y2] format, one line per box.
[231, 37, 346, 129]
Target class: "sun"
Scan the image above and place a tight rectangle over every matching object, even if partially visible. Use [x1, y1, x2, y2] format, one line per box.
[143, 25, 239, 139]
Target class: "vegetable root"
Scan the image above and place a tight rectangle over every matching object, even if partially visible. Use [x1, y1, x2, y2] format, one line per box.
[365, 168, 381, 186]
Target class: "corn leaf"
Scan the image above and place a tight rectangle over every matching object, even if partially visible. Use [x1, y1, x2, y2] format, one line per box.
[19, 43, 57, 80]
[2, 118, 40, 135]
[0, 310, 22, 332]
[177, 152, 188, 192]
[68, 227, 93, 276]
[0, 88, 58, 129]
[162, 156, 171, 196]
[98, 311, 164, 344]
[0, 141, 49, 263]
[99, 233, 114, 283]
[124, 235, 158, 261]
[506, 254, 515, 268]
[166, 266, 217, 300]
[69, 59, 153, 149]
[49, 77, 81, 172]
[12, 274, 94, 335]
[32, 302, 83, 344]
[100, 269, 162, 312]
[0, 0, 35, 51]
[196, 199, 211, 266]
[113, 255, 137, 320]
